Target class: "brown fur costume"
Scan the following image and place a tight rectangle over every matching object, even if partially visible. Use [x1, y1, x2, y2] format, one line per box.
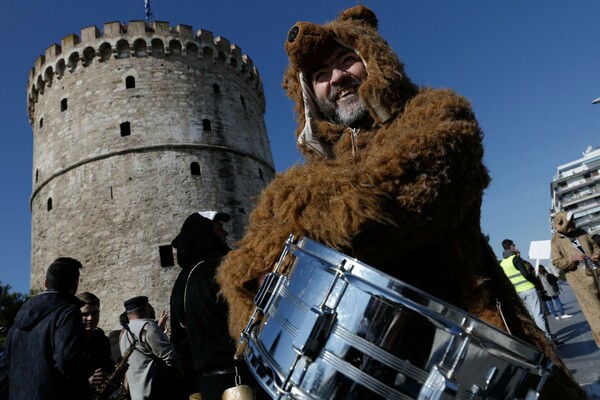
[217, 6, 584, 398]
[551, 210, 600, 347]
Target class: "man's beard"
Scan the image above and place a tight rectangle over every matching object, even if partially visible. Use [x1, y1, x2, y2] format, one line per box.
[316, 77, 369, 127]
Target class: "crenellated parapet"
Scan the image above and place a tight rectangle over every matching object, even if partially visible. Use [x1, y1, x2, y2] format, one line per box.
[26, 20, 263, 121]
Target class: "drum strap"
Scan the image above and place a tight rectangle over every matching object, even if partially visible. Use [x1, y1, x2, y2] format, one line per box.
[496, 300, 511, 335]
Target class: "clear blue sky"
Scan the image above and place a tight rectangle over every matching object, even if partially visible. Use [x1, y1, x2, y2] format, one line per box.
[1, 0, 600, 294]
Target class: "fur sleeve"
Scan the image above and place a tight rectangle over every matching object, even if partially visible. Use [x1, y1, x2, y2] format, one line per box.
[360, 88, 490, 232]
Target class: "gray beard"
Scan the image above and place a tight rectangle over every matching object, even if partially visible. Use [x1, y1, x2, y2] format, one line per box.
[318, 97, 368, 127]
[315, 79, 369, 127]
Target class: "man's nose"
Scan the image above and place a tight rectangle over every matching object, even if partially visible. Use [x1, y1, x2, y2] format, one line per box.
[330, 68, 347, 85]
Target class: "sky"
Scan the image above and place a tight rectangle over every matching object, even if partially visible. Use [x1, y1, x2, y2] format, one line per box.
[1, 0, 600, 294]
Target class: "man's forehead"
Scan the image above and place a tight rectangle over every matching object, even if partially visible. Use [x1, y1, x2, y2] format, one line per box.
[311, 46, 356, 72]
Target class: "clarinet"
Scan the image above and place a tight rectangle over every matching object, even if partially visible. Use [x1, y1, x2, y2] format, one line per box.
[95, 325, 137, 400]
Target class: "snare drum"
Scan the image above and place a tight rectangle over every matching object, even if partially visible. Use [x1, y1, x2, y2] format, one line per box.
[242, 237, 552, 400]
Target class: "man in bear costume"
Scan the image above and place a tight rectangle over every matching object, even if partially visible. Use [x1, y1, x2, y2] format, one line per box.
[551, 210, 600, 347]
[217, 5, 583, 398]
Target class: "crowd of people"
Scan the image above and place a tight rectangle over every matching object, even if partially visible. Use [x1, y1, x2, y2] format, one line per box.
[4, 211, 267, 400]
[3, 4, 600, 400]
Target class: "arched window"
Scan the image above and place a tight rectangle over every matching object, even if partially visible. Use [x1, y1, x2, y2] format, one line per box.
[212, 84, 220, 94]
[68, 52, 79, 72]
[39, 118, 44, 128]
[44, 67, 54, 87]
[190, 162, 201, 176]
[120, 122, 131, 136]
[240, 95, 246, 109]
[134, 39, 147, 57]
[47, 198, 53, 211]
[116, 40, 130, 59]
[202, 119, 212, 131]
[36, 76, 45, 95]
[151, 39, 165, 58]
[202, 46, 213, 57]
[259, 168, 264, 181]
[169, 40, 182, 56]
[55, 59, 66, 79]
[61, 98, 68, 112]
[126, 76, 136, 89]
[35, 169, 39, 183]
[83, 46, 95, 66]
[99, 43, 112, 61]
[186, 43, 198, 59]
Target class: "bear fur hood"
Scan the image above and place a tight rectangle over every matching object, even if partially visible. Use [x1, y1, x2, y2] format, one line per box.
[283, 5, 419, 158]
[553, 210, 574, 235]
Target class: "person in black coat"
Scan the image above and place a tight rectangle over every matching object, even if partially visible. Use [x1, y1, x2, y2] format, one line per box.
[170, 211, 267, 400]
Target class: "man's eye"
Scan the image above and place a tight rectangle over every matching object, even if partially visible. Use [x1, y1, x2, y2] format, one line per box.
[342, 55, 359, 66]
[313, 70, 330, 83]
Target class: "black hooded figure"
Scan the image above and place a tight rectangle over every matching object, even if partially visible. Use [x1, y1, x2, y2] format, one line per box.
[169, 211, 234, 399]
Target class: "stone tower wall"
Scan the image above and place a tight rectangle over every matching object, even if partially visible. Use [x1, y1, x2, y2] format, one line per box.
[27, 20, 275, 329]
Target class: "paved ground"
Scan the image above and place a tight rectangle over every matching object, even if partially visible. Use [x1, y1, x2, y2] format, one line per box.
[547, 281, 600, 398]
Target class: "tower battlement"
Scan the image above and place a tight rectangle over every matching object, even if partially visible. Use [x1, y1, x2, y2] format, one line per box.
[27, 20, 262, 121]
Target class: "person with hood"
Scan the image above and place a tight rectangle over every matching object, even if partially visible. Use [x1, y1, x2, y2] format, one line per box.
[5, 257, 92, 400]
[551, 210, 600, 347]
[169, 211, 241, 399]
[217, 5, 584, 399]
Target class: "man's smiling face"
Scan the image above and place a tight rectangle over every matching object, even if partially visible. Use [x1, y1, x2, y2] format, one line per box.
[311, 46, 368, 127]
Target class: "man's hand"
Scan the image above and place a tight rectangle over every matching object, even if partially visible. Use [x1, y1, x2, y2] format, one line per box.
[571, 254, 586, 262]
[157, 310, 169, 331]
[88, 368, 107, 388]
[592, 255, 599, 262]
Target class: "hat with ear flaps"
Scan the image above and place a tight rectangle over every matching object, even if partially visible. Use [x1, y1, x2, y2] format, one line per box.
[283, 5, 419, 159]
[553, 210, 575, 234]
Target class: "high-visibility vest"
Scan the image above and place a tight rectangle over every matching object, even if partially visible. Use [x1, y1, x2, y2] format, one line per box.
[500, 255, 535, 293]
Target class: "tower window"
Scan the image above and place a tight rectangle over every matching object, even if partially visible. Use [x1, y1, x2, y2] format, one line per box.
[240, 95, 246, 107]
[190, 162, 201, 176]
[47, 197, 53, 211]
[35, 169, 39, 183]
[126, 76, 136, 89]
[120, 122, 131, 137]
[39, 118, 44, 128]
[213, 83, 220, 94]
[202, 119, 212, 131]
[159, 245, 174, 267]
[61, 98, 68, 112]
[259, 168, 264, 181]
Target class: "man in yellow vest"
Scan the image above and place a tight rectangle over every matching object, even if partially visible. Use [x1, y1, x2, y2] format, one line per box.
[500, 239, 561, 345]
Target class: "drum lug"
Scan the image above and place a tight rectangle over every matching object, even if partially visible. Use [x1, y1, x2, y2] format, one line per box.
[417, 365, 458, 400]
[254, 272, 285, 312]
[293, 307, 337, 360]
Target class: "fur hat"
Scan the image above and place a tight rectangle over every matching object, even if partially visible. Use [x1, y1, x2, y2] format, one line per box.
[283, 5, 419, 158]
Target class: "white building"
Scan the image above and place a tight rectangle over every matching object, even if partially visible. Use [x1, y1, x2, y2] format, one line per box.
[550, 146, 600, 236]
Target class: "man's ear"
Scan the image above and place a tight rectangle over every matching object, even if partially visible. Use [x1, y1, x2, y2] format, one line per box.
[44, 279, 48, 289]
